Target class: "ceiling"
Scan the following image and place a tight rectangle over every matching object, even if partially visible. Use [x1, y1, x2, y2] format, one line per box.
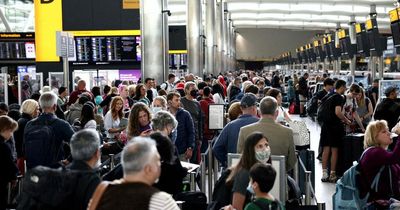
[168, 0, 397, 31]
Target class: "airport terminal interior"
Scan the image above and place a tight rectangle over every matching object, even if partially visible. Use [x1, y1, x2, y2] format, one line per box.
[3, 0, 400, 210]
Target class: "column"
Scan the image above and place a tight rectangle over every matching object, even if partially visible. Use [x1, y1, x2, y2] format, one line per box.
[214, 0, 223, 76]
[187, 0, 202, 77]
[205, 0, 216, 76]
[140, 0, 168, 84]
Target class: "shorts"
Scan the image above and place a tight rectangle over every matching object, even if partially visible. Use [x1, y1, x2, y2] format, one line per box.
[320, 122, 345, 148]
[299, 94, 307, 106]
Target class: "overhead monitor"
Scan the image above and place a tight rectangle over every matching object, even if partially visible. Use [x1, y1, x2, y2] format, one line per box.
[0, 33, 36, 60]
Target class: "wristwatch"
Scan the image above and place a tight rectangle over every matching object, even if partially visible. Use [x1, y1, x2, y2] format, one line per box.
[187, 147, 193, 150]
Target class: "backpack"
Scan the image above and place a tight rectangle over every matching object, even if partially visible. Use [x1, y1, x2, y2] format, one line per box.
[207, 169, 232, 210]
[17, 166, 92, 210]
[332, 148, 392, 210]
[174, 191, 208, 210]
[306, 94, 318, 116]
[24, 118, 61, 169]
[316, 93, 340, 125]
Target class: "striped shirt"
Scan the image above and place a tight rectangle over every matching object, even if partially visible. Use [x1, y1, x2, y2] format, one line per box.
[149, 192, 180, 210]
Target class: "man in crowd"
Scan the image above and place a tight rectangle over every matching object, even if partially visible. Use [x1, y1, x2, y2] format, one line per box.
[213, 93, 259, 168]
[24, 92, 74, 169]
[145, 78, 158, 103]
[95, 138, 179, 210]
[180, 82, 203, 163]
[237, 96, 296, 172]
[160, 73, 176, 92]
[167, 92, 195, 162]
[68, 129, 101, 210]
[68, 80, 90, 106]
[320, 80, 349, 182]
[374, 86, 400, 130]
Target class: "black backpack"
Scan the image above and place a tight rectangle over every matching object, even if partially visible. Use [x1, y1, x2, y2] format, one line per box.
[174, 191, 208, 210]
[207, 169, 232, 210]
[306, 94, 318, 116]
[316, 93, 340, 125]
[24, 118, 62, 169]
[17, 166, 93, 210]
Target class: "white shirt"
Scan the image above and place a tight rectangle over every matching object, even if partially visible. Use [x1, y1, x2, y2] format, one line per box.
[277, 106, 286, 123]
[213, 93, 225, 104]
[149, 192, 180, 210]
[84, 119, 97, 130]
[104, 111, 121, 138]
[160, 82, 175, 92]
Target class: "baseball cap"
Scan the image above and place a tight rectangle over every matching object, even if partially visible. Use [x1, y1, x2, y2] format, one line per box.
[384, 86, 398, 97]
[176, 82, 185, 90]
[240, 93, 257, 108]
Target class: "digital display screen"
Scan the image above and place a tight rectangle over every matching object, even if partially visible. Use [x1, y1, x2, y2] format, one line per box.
[0, 42, 36, 60]
[74, 36, 140, 64]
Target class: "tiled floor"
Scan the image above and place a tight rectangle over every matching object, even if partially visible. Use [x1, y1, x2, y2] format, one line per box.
[290, 114, 335, 210]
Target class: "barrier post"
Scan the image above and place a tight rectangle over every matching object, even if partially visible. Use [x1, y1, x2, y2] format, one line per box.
[190, 172, 196, 191]
[305, 171, 312, 205]
[207, 144, 213, 200]
[294, 152, 299, 184]
[109, 154, 115, 170]
[7, 183, 11, 205]
[213, 156, 219, 186]
[201, 153, 207, 193]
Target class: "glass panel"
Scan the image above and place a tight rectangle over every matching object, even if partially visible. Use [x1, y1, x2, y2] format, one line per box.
[18, 72, 43, 104]
[48, 72, 64, 92]
[0, 73, 7, 104]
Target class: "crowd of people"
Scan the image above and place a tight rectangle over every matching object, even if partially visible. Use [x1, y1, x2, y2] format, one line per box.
[1, 69, 400, 209]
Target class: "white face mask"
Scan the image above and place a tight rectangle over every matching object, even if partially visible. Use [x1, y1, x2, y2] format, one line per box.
[255, 146, 271, 164]
[152, 107, 163, 114]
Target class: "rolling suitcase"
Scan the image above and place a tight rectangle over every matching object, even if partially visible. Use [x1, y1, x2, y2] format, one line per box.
[297, 149, 315, 196]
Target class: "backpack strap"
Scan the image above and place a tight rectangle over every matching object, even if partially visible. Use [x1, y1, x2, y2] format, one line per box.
[253, 198, 281, 210]
[88, 181, 110, 210]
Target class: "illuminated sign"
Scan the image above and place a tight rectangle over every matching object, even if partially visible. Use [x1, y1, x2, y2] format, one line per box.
[366, 19, 373, 30]
[314, 40, 319, 47]
[355, 23, 362, 34]
[123, 0, 139, 9]
[389, 8, 399, 23]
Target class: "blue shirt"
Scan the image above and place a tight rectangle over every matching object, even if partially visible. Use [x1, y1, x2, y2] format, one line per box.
[212, 114, 259, 167]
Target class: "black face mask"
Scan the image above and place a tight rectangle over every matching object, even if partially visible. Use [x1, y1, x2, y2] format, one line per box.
[190, 89, 198, 98]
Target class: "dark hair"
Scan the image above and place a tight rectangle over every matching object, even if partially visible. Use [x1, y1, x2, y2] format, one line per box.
[78, 95, 90, 105]
[335, 79, 346, 90]
[58, 86, 67, 95]
[212, 84, 225, 100]
[323, 78, 335, 87]
[145, 78, 154, 84]
[266, 88, 281, 99]
[167, 92, 181, 102]
[242, 76, 248, 82]
[263, 87, 271, 96]
[0, 102, 8, 113]
[8, 110, 21, 122]
[197, 82, 208, 90]
[249, 163, 276, 193]
[134, 84, 146, 100]
[91, 86, 101, 97]
[103, 85, 111, 95]
[349, 83, 361, 94]
[30, 93, 41, 101]
[373, 79, 380, 84]
[227, 132, 267, 184]
[0, 115, 18, 133]
[203, 86, 211, 97]
[245, 84, 259, 95]
[150, 132, 175, 164]
[127, 102, 152, 138]
[168, 73, 175, 80]
[80, 102, 95, 128]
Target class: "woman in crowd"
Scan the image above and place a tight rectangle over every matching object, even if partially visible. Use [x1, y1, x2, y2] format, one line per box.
[227, 102, 242, 122]
[225, 132, 271, 210]
[151, 96, 168, 114]
[356, 88, 373, 129]
[118, 84, 134, 110]
[266, 88, 292, 124]
[100, 87, 119, 115]
[132, 84, 150, 105]
[102, 85, 111, 100]
[14, 99, 39, 175]
[91, 86, 103, 116]
[57, 86, 68, 112]
[0, 116, 18, 210]
[127, 84, 136, 99]
[150, 132, 187, 197]
[359, 120, 400, 209]
[104, 96, 126, 140]
[127, 102, 152, 139]
[79, 102, 97, 129]
[213, 83, 226, 104]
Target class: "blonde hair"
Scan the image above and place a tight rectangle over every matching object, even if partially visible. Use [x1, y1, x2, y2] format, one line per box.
[357, 88, 366, 107]
[364, 120, 388, 149]
[109, 87, 118, 95]
[20, 99, 38, 116]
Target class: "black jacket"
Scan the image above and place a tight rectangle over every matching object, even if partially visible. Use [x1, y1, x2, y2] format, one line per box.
[15, 113, 32, 158]
[67, 160, 101, 210]
[374, 98, 400, 130]
[0, 135, 18, 185]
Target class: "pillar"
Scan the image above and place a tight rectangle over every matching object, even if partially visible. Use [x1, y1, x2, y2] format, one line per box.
[205, 0, 216, 76]
[187, 0, 202, 77]
[140, 0, 169, 84]
[214, 0, 223, 76]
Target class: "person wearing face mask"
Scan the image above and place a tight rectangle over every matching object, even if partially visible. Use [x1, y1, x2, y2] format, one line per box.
[0, 116, 18, 210]
[199, 86, 215, 152]
[180, 82, 203, 164]
[151, 96, 168, 114]
[244, 163, 284, 210]
[224, 132, 271, 210]
[91, 137, 180, 210]
[237, 96, 296, 173]
[64, 129, 101, 210]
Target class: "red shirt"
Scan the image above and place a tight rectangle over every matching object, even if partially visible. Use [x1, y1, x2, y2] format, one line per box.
[199, 97, 215, 141]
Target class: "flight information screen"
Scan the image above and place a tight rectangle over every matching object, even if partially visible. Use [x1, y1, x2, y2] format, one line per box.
[74, 35, 140, 64]
[0, 33, 35, 60]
